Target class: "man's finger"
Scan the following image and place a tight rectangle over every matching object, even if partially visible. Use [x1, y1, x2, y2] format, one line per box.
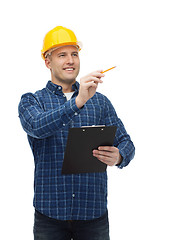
[93, 149, 113, 157]
[98, 146, 116, 152]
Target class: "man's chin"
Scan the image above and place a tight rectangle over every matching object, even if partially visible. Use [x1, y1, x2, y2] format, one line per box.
[59, 78, 76, 85]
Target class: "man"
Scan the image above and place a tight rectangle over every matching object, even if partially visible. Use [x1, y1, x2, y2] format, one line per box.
[18, 26, 135, 240]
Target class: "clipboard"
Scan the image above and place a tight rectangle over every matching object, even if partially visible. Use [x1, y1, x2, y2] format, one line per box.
[62, 125, 117, 174]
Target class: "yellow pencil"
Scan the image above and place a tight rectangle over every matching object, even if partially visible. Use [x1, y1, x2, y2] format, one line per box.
[101, 66, 116, 74]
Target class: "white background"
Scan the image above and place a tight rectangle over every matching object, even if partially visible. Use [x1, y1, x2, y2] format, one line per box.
[1, 0, 175, 239]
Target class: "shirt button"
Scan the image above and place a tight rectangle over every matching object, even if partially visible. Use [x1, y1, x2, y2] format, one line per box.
[58, 86, 61, 90]
[72, 194, 75, 198]
[74, 112, 78, 116]
[63, 123, 66, 127]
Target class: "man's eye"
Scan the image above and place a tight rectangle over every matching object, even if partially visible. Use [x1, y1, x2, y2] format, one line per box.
[72, 53, 78, 57]
[58, 54, 65, 57]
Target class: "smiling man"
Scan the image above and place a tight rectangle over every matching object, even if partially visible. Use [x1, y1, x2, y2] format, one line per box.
[45, 45, 80, 87]
[18, 26, 135, 240]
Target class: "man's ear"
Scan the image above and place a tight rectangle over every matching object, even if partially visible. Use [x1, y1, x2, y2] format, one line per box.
[45, 58, 51, 69]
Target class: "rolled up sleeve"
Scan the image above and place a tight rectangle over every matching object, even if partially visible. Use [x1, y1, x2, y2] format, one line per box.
[18, 93, 80, 139]
[104, 96, 135, 168]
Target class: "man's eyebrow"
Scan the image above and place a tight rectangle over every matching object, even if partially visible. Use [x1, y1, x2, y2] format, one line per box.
[57, 51, 66, 55]
[57, 51, 78, 55]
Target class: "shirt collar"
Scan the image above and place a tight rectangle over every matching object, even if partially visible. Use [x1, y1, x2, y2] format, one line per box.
[46, 81, 79, 95]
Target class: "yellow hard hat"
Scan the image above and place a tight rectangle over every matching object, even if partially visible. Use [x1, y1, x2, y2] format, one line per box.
[41, 26, 82, 60]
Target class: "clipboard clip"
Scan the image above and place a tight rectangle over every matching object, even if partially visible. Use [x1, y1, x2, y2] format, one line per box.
[81, 125, 105, 128]
[81, 125, 105, 132]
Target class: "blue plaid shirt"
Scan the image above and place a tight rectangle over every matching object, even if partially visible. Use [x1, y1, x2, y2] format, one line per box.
[18, 80, 135, 220]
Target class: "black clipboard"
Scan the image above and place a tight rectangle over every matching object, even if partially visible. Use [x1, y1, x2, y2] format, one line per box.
[62, 125, 117, 174]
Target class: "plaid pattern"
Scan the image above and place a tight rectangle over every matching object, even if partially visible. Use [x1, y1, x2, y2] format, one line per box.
[18, 81, 135, 220]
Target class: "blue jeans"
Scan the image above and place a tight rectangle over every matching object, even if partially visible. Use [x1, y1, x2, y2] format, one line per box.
[33, 209, 110, 240]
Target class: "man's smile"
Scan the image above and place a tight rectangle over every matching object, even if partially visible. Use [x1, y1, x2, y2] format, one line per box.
[63, 67, 75, 71]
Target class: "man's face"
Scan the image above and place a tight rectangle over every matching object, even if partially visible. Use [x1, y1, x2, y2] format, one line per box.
[46, 45, 80, 85]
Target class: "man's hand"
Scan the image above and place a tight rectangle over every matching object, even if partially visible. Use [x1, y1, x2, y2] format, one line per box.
[76, 70, 104, 108]
[93, 146, 123, 166]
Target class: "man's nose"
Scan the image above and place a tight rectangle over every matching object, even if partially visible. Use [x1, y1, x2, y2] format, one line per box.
[66, 55, 74, 64]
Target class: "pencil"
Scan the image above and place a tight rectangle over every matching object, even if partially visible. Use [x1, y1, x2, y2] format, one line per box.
[101, 66, 116, 74]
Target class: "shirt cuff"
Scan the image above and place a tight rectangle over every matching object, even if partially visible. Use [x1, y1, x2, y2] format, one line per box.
[116, 149, 127, 169]
[63, 97, 81, 122]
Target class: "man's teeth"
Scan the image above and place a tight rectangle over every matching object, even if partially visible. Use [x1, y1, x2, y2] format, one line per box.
[65, 68, 74, 71]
